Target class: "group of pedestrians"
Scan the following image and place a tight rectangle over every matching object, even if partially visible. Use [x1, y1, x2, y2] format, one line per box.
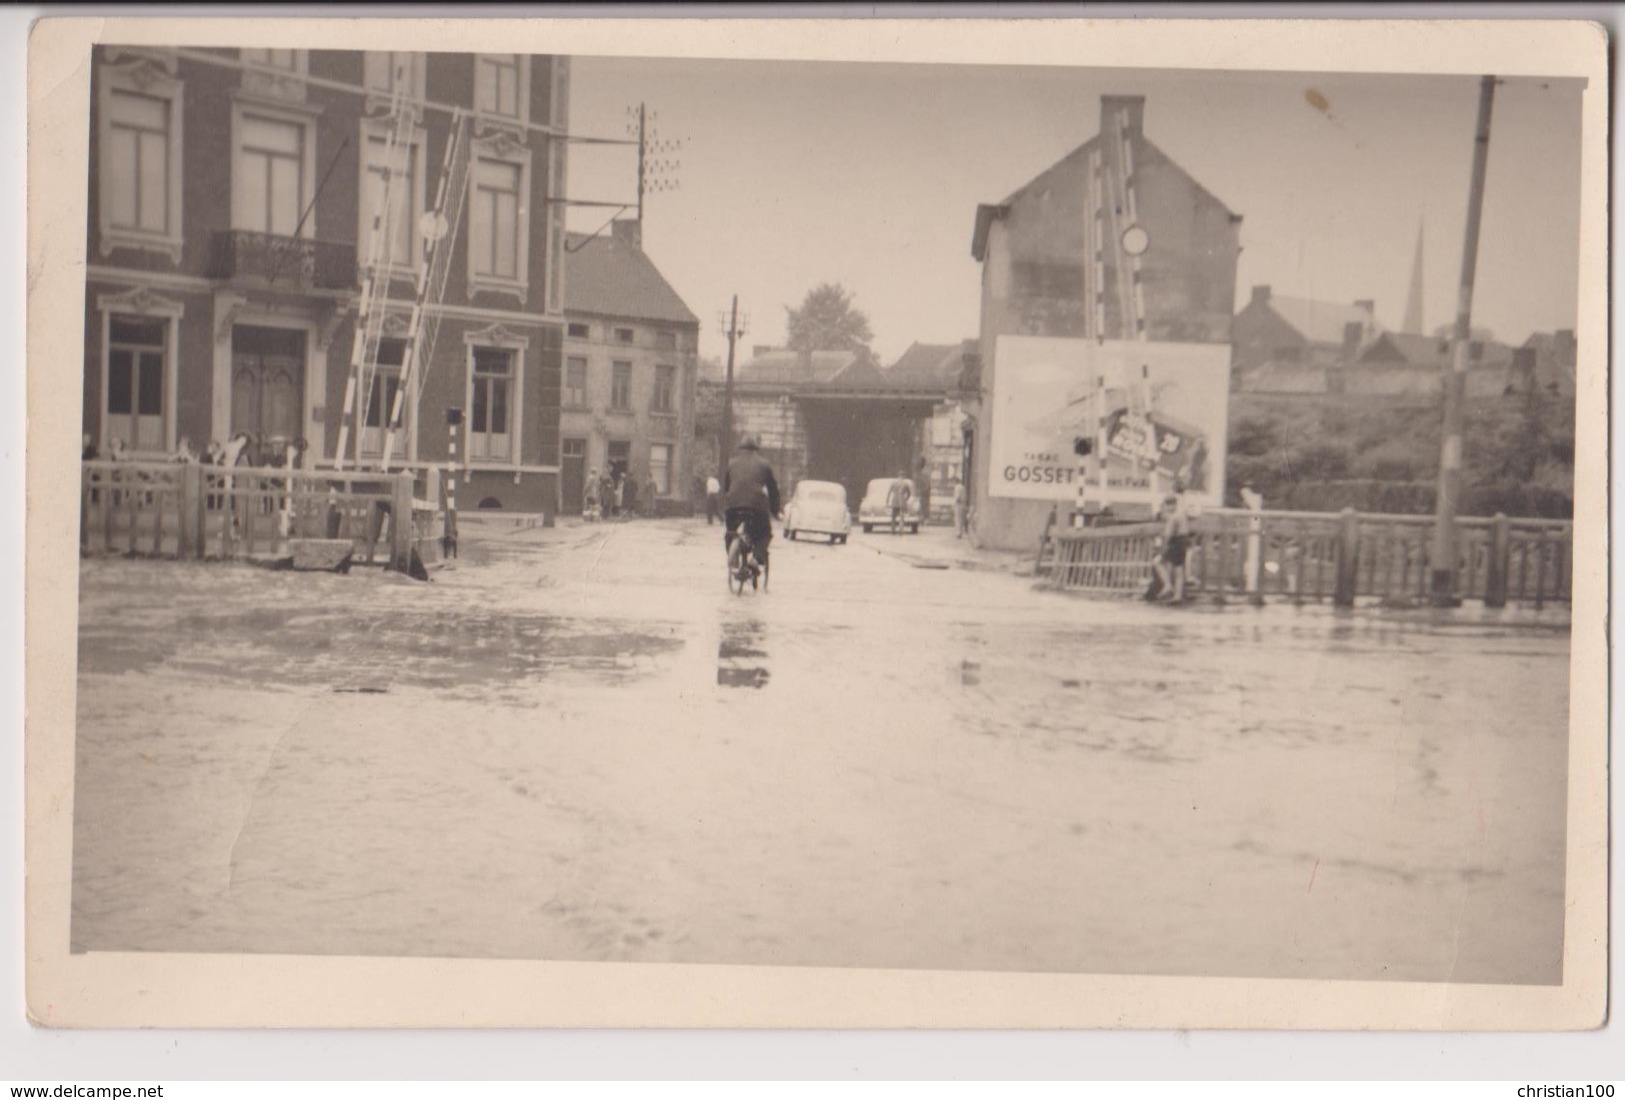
[582, 467, 659, 523]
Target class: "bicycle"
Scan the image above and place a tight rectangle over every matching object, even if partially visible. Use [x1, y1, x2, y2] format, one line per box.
[726, 522, 771, 595]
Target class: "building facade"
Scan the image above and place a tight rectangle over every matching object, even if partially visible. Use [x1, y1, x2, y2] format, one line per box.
[84, 46, 570, 512]
[560, 221, 700, 516]
[967, 94, 1242, 549]
[697, 346, 950, 513]
[889, 341, 977, 523]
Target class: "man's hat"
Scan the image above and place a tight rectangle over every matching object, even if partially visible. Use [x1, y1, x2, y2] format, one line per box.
[738, 435, 760, 451]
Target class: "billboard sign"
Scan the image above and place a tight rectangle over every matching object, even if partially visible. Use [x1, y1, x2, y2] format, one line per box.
[989, 336, 1231, 505]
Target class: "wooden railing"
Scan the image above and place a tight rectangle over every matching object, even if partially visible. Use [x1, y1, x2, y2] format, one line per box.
[1040, 508, 1571, 609]
[79, 460, 427, 571]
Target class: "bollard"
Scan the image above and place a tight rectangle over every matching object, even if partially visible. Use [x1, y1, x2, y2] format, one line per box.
[391, 472, 416, 573]
[1245, 516, 1265, 607]
[1211, 519, 1231, 605]
[1485, 513, 1510, 609]
[179, 462, 198, 559]
[1333, 507, 1360, 608]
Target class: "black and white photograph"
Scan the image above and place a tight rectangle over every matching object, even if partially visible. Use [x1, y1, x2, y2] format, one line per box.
[23, 16, 1607, 1032]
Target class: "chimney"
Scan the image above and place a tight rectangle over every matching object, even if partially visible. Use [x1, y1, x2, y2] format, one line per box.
[753, 345, 774, 358]
[1341, 321, 1364, 356]
[1250, 285, 1272, 308]
[1556, 329, 1577, 364]
[1100, 94, 1146, 138]
[610, 218, 642, 251]
[1354, 299, 1375, 317]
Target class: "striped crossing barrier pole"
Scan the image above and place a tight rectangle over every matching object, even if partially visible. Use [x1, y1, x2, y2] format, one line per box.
[443, 407, 461, 559]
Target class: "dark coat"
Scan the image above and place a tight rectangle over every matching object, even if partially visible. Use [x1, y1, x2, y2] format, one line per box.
[723, 451, 781, 516]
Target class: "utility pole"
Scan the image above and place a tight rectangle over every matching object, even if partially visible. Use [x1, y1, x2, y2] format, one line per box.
[626, 102, 681, 235]
[635, 102, 646, 226]
[719, 297, 747, 474]
[1430, 74, 1496, 607]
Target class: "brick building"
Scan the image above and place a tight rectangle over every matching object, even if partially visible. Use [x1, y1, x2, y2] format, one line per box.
[966, 94, 1242, 549]
[561, 220, 700, 516]
[83, 46, 570, 512]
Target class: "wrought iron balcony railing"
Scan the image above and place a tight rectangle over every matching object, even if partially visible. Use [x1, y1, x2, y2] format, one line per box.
[211, 230, 357, 290]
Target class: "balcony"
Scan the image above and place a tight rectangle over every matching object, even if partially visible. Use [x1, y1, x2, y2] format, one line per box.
[211, 231, 356, 291]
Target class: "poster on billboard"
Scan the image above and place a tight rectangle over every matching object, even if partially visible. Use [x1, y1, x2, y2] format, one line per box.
[989, 336, 1231, 507]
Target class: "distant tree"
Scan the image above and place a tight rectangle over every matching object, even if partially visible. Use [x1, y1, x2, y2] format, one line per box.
[785, 283, 874, 353]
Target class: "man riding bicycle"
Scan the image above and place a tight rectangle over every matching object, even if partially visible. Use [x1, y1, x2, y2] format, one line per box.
[723, 435, 781, 569]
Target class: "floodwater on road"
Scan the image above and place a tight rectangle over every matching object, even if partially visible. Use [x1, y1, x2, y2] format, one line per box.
[70, 518, 1572, 984]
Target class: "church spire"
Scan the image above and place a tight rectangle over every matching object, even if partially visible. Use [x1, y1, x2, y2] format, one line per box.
[1402, 221, 1425, 335]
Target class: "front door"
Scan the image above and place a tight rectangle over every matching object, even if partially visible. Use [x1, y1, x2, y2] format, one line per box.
[231, 325, 306, 457]
[561, 437, 586, 514]
[606, 440, 630, 484]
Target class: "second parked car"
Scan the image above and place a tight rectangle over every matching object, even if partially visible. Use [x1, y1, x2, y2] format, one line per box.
[857, 477, 922, 534]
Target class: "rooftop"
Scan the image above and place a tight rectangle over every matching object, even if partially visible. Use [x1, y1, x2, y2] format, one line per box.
[563, 231, 699, 328]
[1263, 294, 1376, 347]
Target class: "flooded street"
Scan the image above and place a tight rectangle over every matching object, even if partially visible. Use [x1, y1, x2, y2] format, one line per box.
[71, 518, 1571, 984]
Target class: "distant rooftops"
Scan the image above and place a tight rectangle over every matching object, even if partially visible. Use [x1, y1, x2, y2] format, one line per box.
[711, 340, 975, 397]
[1245, 285, 1377, 347]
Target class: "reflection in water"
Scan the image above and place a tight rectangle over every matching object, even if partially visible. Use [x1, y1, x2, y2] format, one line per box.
[717, 621, 770, 689]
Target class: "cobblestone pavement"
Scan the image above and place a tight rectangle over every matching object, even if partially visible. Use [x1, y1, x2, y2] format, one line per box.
[71, 517, 1571, 983]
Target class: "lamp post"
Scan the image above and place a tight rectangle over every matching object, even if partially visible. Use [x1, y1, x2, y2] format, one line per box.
[1431, 75, 1497, 607]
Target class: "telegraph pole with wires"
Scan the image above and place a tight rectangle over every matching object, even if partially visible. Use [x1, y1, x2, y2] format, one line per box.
[627, 102, 683, 231]
[1430, 74, 1497, 607]
[718, 298, 748, 473]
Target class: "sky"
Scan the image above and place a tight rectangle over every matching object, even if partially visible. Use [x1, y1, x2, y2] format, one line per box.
[563, 57, 1585, 366]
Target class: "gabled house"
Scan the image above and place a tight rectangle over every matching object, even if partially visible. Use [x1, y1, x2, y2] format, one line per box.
[967, 94, 1241, 548]
[561, 219, 700, 516]
[1232, 285, 1380, 378]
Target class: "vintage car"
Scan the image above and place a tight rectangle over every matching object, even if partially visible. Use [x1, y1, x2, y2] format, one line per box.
[857, 477, 922, 534]
[782, 479, 851, 544]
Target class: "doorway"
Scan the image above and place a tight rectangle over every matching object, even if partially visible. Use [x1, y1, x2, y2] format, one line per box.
[231, 325, 306, 457]
[561, 437, 586, 514]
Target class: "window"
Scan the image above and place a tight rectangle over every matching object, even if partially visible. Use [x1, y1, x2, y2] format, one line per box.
[364, 52, 423, 99]
[466, 129, 532, 298]
[653, 365, 676, 413]
[361, 125, 423, 270]
[236, 112, 308, 236]
[562, 437, 586, 460]
[649, 444, 673, 496]
[471, 159, 521, 279]
[97, 59, 183, 259]
[610, 361, 632, 411]
[244, 48, 299, 72]
[656, 331, 678, 351]
[470, 347, 515, 460]
[564, 356, 587, 407]
[475, 54, 521, 117]
[361, 338, 407, 455]
[614, 327, 635, 344]
[567, 322, 590, 339]
[241, 48, 307, 100]
[106, 315, 167, 452]
[106, 90, 171, 236]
